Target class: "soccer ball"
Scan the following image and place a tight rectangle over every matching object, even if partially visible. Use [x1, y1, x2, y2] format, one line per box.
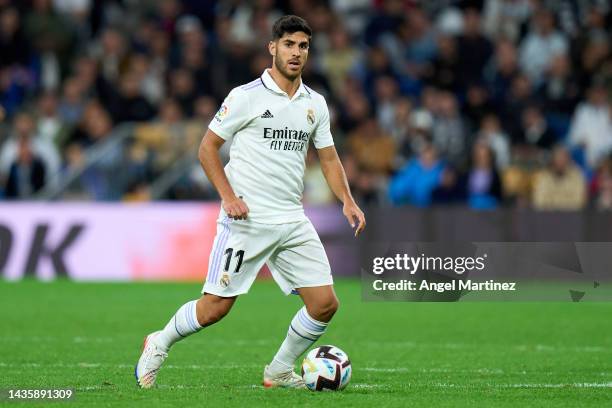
[301, 345, 352, 391]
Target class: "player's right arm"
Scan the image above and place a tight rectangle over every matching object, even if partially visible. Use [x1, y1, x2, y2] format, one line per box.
[198, 129, 248, 220]
[200, 87, 251, 220]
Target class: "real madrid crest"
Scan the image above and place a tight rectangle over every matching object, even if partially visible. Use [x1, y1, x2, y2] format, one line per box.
[220, 273, 230, 288]
[307, 109, 315, 125]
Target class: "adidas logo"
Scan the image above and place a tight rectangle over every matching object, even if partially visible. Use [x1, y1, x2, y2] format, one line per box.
[261, 110, 274, 118]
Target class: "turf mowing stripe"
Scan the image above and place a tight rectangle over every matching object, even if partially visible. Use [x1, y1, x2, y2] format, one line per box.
[4, 362, 612, 379]
[2, 337, 609, 354]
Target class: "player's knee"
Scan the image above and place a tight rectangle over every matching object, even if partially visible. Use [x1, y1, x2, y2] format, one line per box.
[309, 295, 339, 322]
[326, 296, 340, 317]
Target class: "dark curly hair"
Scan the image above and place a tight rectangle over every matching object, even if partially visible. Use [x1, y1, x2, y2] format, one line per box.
[272, 15, 312, 40]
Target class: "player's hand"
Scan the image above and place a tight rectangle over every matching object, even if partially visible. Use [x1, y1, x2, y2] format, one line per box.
[343, 201, 366, 237]
[223, 195, 249, 220]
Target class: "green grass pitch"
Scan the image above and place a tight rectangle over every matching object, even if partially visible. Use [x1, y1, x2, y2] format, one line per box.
[1, 279, 611, 407]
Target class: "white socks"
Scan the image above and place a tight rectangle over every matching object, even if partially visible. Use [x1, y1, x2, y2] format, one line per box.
[151, 301, 328, 376]
[154, 300, 202, 351]
[268, 306, 328, 375]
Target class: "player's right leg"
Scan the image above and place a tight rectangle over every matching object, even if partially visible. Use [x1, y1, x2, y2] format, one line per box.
[135, 217, 277, 388]
[135, 294, 236, 388]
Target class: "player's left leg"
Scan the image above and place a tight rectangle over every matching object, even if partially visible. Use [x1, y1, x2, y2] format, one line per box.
[263, 219, 336, 388]
[264, 285, 338, 387]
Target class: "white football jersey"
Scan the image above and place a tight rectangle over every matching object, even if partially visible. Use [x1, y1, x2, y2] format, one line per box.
[208, 69, 334, 224]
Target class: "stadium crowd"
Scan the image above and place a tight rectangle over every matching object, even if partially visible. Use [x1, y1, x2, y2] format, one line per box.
[0, 0, 611, 210]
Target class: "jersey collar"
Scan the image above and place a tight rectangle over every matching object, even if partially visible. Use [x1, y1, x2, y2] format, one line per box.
[260, 69, 311, 99]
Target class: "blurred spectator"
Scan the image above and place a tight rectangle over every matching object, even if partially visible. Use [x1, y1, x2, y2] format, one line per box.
[0, 66, 34, 117]
[337, 89, 370, 133]
[92, 27, 128, 86]
[456, 7, 493, 90]
[399, 108, 433, 161]
[346, 118, 395, 176]
[425, 34, 459, 92]
[500, 73, 534, 140]
[389, 143, 445, 207]
[227, 0, 281, 48]
[193, 96, 217, 123]
[53, 0, 91, 43]
[519, 8, 568, 85]
[516, 105, 557, 150]
[342, 151, 384, 204]
[168, 68, 197, 117]
[431, 91, 469, 168]
[466, 142, 502, 209]
[358, 46, 399, 104]
[25, 0, 75, 89]
[364, 0, 405, 46]
[373, 76, 401, 134]
[3, 135, 46, 198]
[575, 27, 610, 92]
[532, 146, 586, 210]
[568, 81, 612, 168]
[320, 25, 359, 97]
[108, 72, 156, 123]
[539, 53, 580, 117]
[68, 100, 113, 147]
[303, 148, 334, 205]
[485, 38, 520, 105]
[58, 77, 87, 125]
[71, 55, 98, 96]
[591, 159, 612, 210]
[61, 142, 102, 200]
[330, 0, 370, 37]
[381, 7, 437, 80]
[463, 83, 494, 132]
[0, 112, 60, 186]
[386, 97, 412, 145]
[305, 3, 334, 53]
[431, 166, 466, 204]
[157, 0, 182, 37]
[0, 7, 30, 69]
[148, 28, 171, 84]
[483, 0, 532, 41]
[181, 42, 214, 98]
[477, 114, 510, 169]
[36, 90, 71, 149]
[129, 53, 165, 106]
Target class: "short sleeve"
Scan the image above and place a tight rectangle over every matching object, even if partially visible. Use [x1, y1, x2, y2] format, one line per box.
[208, 88, 250, 140]
[313, 96, 334, 149]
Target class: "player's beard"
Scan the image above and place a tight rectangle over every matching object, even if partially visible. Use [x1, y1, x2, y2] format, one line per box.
[274, 54, 302, 81]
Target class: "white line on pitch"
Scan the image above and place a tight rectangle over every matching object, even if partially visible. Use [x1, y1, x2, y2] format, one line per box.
[76, 382, 612, 392]
[360, 341, 610, 353]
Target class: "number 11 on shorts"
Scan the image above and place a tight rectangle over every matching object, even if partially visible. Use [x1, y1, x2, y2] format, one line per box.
[224, 248, 245, 273]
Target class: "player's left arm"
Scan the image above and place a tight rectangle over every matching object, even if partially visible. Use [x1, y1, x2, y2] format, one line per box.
[317, 145, 366, 237]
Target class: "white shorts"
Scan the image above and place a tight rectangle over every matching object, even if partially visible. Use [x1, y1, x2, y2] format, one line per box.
[202, 217, 333, 297]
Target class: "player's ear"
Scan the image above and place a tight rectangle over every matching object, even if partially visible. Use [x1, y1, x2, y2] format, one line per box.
[268, 40, 276, 56]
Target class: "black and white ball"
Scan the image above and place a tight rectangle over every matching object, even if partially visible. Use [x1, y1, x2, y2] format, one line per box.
[301, 345, 352, 391]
